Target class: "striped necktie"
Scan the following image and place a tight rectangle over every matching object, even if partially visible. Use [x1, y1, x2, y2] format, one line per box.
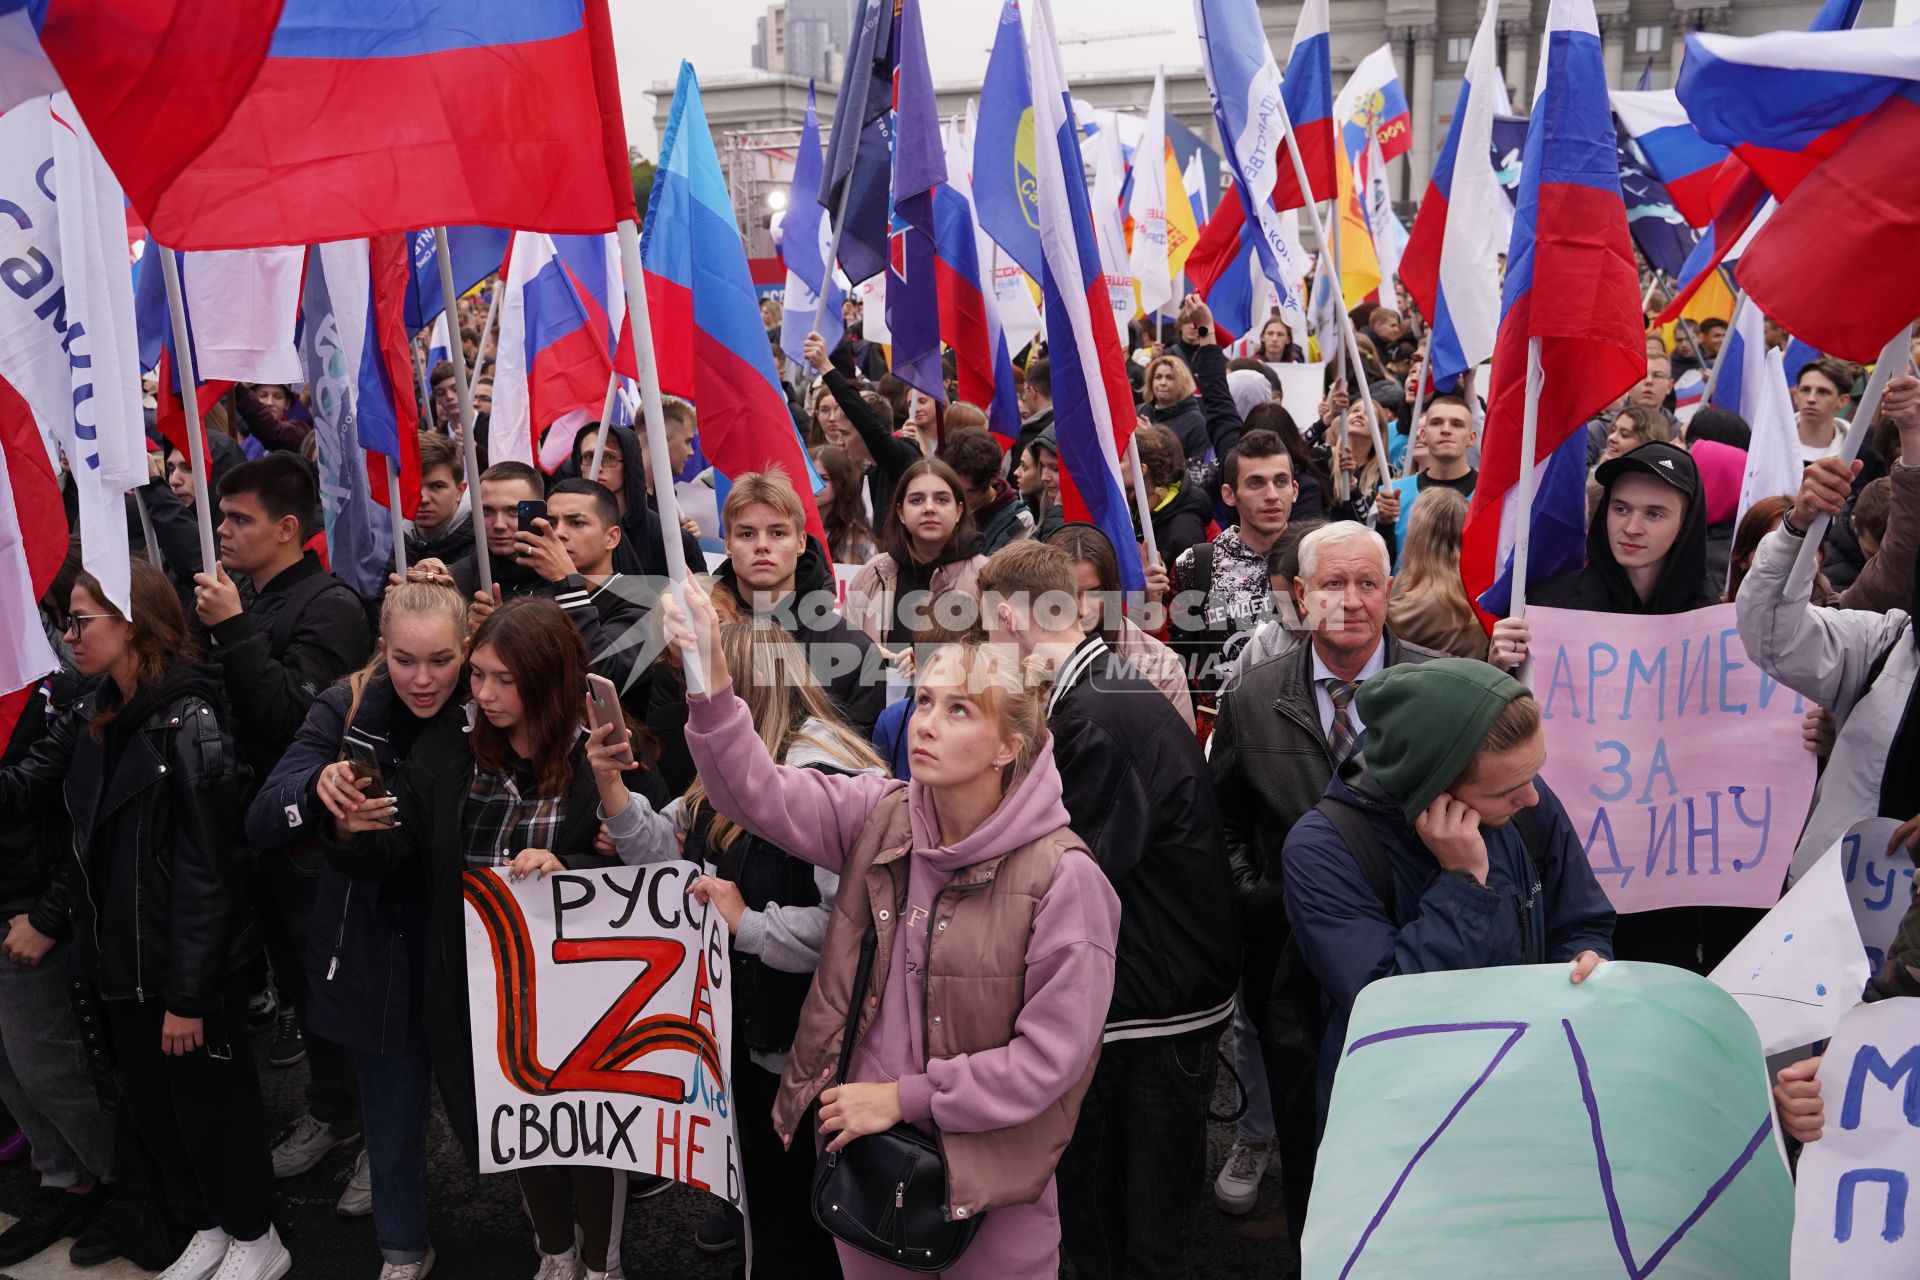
[1325, 679, 1359, 762]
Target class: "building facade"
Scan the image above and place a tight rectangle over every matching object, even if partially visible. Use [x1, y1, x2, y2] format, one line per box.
[750, 0, 855, 81]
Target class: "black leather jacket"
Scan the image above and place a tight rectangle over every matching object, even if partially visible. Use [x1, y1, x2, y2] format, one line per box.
[0, 665, 257, 1017]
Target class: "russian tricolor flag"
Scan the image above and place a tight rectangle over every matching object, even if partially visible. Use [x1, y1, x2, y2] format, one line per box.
[1462, 0, 1645, 622]
[1608, 90, 1728, 229]
[1679, 23, 1920, 359]
[643, 63, 826, 551]
[132, 241, 229, 464]
[937, 130, 1023, 443]
[26, 0, 635, 250]
[887, 0, 947, 404]
[1400, 0, 1509, 394]
[489, 232, 616, 472]
[1028, 0, 1143, 591]
[356, 234, 422, 520]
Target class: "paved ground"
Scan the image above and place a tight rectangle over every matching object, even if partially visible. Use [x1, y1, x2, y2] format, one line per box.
[0, 1031, 1300, 1279]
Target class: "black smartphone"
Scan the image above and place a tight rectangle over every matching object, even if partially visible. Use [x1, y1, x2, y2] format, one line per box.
[516, 499, 548, 534]
[345, 742, 391, 802]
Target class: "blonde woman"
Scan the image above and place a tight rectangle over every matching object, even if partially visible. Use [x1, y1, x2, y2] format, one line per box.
[1386, 488, 1485, 659]
[1139, 354, 1209, 463]
[665, 582, 1121, 1280]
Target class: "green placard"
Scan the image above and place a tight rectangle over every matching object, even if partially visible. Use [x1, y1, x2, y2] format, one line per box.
[1303, 962, 1793, 1279]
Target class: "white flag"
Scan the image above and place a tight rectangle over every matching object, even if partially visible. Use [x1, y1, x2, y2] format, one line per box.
[184, 247, 304, 385]
[1737, 344, 1804, 535]
[0, 94, 144, 615]
[1129, 70, 1174, 319]
[1085, 120, 1135, 345]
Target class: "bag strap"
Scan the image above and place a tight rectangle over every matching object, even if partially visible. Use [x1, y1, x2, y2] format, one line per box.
[835, 922, 881, 1087]
[1513, 806, 1549, 884]
[1312, 796, 1396, 913]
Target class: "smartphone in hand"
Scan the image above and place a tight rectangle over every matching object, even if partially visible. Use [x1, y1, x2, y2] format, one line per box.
[586, 673, 636, 768]
[516, 500, 548, 535]
[345, 742, 391, 802]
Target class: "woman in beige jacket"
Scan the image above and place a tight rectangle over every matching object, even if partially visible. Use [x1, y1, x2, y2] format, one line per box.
[845, 458, 988, 651]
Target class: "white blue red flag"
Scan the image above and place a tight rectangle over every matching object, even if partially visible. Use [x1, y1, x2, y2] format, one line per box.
[941, 124, 1023, 442]
[489, 232, 615, 471]
[553, 233, 635, 379]
[1461, 0, 1644, 621]
[644, 63, 826, 550]
[778, 84, 844, 368]
[1400, 0, 1509, 394]
[1678, 22, 1920, 359]
[21, 0, 636, 250]
[1028, 0, 1143, 591]
[1608, 90, 1727, 228]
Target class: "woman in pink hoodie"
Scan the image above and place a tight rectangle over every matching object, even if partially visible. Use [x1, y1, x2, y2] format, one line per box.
[665, 582, 1120, 1280]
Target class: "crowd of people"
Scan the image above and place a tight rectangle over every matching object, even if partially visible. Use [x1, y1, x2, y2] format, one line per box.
[2, 273, 1916, 1280]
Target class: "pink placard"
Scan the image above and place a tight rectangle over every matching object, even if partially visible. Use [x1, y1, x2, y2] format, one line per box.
[1528, 604, 1814, 915]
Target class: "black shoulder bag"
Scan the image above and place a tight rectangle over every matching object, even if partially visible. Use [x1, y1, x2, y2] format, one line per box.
[811, 922, 981, 1272]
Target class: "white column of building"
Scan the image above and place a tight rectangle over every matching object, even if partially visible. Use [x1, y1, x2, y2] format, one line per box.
[1410, 25, 1436, 200]
[1600, 12, 1628, 88]
[1501, 19, 1529, 105]
[1669, 10, 1691, 85]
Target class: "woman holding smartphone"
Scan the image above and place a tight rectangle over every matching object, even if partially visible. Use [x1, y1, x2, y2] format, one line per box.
[664, 581, 1122, 1280]
[245, 583, 470, 1280]
[327, 599, 668, 1280]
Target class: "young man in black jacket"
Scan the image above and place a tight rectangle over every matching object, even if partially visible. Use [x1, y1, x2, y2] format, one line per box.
[401, 430, 473, 566]
[979, 540, 1239, 1280]
[518, 478, 654, 703]
[191, 454, 372, 1180]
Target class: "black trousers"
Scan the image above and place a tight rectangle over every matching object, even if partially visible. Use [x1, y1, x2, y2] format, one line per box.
[102, 973, 275, 1242]
[735, 1052, 840, 1279]
[1058, 1029, 1221, 1279]
[256, 845, 358, 1127]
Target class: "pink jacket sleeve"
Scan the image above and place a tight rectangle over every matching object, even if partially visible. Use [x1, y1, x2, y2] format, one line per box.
[684, 682, 902, 874]
[895, 850, 1120, 1133]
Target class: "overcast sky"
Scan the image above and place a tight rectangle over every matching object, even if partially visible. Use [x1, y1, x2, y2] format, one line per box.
[609, 0, 1204, 153]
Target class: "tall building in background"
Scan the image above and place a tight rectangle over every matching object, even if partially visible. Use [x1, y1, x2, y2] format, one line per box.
[751, 0, 854, 80]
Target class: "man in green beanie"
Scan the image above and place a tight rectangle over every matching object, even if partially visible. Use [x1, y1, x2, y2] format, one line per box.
[1280, 658, 1615, 1114]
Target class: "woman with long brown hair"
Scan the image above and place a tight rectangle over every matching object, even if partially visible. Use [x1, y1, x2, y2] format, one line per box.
[0, 562, 286, 1278]
[327, 599, 668, 1280]
[1386, 488, 1486, 658]
[811, 443, 878, 565]
[845, 458, 987, 651]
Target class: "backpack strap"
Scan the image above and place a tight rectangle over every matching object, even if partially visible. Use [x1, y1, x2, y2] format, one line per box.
[1512, 805, 1550, 886]
[1190, 541, 1214, 595]
[269, 571, 349, 660]
[1859, 622, 1910, 702]
[1312, 796, 1396, 914]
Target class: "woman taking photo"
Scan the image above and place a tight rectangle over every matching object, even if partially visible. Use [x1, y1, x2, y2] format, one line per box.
[0, 562, 287, 1279]
[846, 458, 987, 651]
[327, 599, 668, 1280]
[245, 583, 470, 1280]
[665, 581, 1121, 1280]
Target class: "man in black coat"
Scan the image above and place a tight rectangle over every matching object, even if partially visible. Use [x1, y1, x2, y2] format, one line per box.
[1208, 519, 1448, 1231]
[190, 454, 372, 1179]
[979, 541, 1238, 1280]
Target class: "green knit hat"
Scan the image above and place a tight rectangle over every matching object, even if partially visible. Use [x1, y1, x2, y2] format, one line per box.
[1354, 658, 1532, 820]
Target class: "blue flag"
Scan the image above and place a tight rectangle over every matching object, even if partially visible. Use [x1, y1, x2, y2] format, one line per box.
[973, 0, 1041, 281]
[819, 0, 896, 287]
[887, 0, 945, 400]
[1615, 131, 1694, 279]
[402, 227, 509, 334]
[779, 84, 844, 365]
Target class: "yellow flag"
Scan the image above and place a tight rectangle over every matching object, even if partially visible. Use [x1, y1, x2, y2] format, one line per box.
[1336, 149, 1380, 308]
[1658, 269, 1736, 350]
[1164, 142, 1198, 281]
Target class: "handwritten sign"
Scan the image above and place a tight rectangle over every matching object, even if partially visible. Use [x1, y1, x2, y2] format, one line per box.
[1708, 842, 1870, 1055]
[463, 863, 739, 1203]
[1528, 604, 1815, 914]
[1304, 963, 1792, 1279]
[1791, 1000, 1920, 1280]
[1839, 818, 1916, 976]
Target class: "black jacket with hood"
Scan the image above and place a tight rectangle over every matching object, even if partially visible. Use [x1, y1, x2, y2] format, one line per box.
[1529, 441, 1716, 615]
[0, 664, 258, 1017]
[564, 424, 706, 579]
[1150, 480, 1216, 569]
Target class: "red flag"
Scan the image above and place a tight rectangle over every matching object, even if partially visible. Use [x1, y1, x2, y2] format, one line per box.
[0, 376, 71, 747]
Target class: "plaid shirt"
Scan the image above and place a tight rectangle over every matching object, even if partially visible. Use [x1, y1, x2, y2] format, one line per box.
[462, 763, 568, 870]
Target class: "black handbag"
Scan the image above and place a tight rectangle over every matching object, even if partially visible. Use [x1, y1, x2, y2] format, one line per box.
[810, 922, 981, 1272]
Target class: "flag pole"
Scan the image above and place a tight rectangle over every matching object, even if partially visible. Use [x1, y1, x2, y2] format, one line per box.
[1274, 108, 1393, 493]
[587, 371, 620, 484]
[813, 118, 865, 337]
[1509, 336, 1545, 618]
[1640, 270, 1664, 313]
[1127, 437, 1161, 568]
[1783, 323, 1913, 597]
[474, 276, 501, 378]
[433, 227, 490, 593]
[617, 216, 708, 694]
[135, 495, 163, 569]
[386, 456, 408, 576]
[1401, 358, 1429, 479]
[156, 247, 218, 575]
[1701, 289, 1745, 407]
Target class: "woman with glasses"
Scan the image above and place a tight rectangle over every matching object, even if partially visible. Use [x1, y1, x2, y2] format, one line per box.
[0, 561, 287, 1279]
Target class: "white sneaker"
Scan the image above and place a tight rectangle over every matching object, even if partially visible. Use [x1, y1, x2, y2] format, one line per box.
[158, 1228, 230, 1280]
[379, 1247, 436, 1279]
[584, 1268, 624, 1280]
[1214, 1138, 1272, 1215]
[533, 1247, 585, 1280]
[213, 1225, 291, 1280]
[338, 1149, 374, 1217]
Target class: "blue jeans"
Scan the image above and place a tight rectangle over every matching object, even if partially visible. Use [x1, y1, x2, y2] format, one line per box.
[356, 1044, 432, 1264]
